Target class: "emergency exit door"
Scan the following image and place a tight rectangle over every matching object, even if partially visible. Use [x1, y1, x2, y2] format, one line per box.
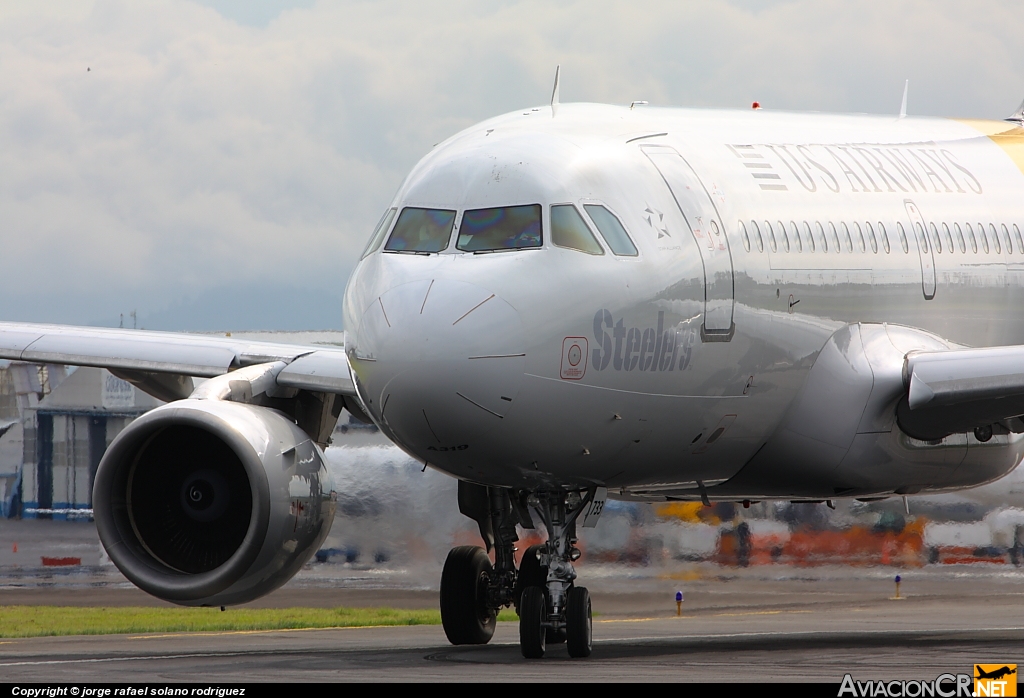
[905, 200, 936, 300]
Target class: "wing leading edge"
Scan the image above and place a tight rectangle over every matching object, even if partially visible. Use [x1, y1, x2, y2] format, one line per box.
[0, 321, 356, 398]
[901, 345, 1024, 440]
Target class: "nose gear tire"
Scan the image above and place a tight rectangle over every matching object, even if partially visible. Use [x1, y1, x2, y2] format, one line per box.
[519, 585, 547, 658]
[514, 544, 546, 616]
[565, 586, 592, 658]
[440, 546, 496, 645]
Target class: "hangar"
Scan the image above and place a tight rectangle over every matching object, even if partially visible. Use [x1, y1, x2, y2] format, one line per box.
[0, 364, 160, 519]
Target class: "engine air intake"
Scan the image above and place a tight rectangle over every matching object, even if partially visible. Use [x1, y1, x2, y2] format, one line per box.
[94, 399, 334, 607]
[130, 426, 252, 574]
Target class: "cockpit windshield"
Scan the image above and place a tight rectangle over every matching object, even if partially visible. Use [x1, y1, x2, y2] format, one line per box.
[361, 208, 397, 258]
[384, 207, 456, 253]
[584, 205, 638, 256]
[551, 204, 604, 255]
[457, 205, 542, 253]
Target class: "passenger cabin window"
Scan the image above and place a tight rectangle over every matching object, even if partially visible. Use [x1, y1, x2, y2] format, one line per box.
[803, 222, 815, 252]
[942, 223, 955, 254]
[457, 204, 542, 252]
[1014, 224, 1024, 254]
[765, 221, 777, 252]
[816, 222, 828, 252]
[990, 224, 1002, 255]
[829, 222, 840, 252]
[551, 205, 604, 255]
[385, 207, 455, 253]
[584, 205, 638, 256]
[896, 222, 909, 253]
[1002, 224, 1013, 254]
[866, 222, 878, 254]
[789, 221, 801, 252]
[778, 220, 790, 252]
[966, 223, 978, 253]
[879, 222, 891, 254]
[749, 220, 764, 252]
[740, 221, 751, 252]
[929, 223, 942, 254]
[977, 223, 989, 254]
[842, 222, 854, 252]
[362, 208, 398, 258]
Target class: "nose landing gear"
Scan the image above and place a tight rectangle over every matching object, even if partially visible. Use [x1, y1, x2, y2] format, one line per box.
[517, 489, 595, 658]
[440, 482, 603, 659]
[518, 574, 592, 658]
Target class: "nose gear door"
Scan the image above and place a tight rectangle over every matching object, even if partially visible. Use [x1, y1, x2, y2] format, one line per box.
[642, 145, 735, 340]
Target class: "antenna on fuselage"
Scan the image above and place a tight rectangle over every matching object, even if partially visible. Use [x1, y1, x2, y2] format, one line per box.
[550, 65, 560, 117]
[899, 79, 909, 119]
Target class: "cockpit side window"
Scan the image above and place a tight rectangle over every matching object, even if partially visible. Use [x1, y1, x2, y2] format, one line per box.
[384, 207, 456, 253]
[457, 205, 542, 252]
[583, 205, 638, 257]
[551, 205, 604, 255]
[361, 208, 397, 258]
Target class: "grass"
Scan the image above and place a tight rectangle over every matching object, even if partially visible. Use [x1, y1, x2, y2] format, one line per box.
[0, 606, 520, 638]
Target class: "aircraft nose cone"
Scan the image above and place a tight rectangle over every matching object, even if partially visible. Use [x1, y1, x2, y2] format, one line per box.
[350, 278, 525, 450]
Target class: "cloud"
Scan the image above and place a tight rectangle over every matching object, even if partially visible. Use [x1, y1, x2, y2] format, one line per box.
[194, 0, 316, 28]
[0, 0, 1021, 328]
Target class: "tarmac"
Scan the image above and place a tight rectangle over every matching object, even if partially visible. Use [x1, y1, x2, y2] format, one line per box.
[2, 520, 1024, 682]
[1, 582, 1022, 682]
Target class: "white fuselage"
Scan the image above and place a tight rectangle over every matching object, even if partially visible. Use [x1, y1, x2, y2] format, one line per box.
[342, 103, 1024, 502]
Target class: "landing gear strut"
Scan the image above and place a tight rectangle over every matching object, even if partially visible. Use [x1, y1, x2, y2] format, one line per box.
[440, 482, 604, 659]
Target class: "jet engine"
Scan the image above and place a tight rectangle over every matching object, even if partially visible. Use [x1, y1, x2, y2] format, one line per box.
[93, 396, 335, 607]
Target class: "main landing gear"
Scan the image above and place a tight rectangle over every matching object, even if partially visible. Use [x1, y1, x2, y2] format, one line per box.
[440, 482, 604, 659]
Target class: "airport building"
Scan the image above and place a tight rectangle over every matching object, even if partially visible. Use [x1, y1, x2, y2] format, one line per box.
[0, 363, 160, 519]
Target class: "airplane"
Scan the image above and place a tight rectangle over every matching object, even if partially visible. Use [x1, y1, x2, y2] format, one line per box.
[976, 666, 1017, 681]
[2, 75, 1024, 660]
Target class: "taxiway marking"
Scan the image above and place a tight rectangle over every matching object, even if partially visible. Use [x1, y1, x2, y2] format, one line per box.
[596, 609, 813, 623]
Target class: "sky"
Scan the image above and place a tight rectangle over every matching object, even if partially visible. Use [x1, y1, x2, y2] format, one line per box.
[1, 0, 1022, 330]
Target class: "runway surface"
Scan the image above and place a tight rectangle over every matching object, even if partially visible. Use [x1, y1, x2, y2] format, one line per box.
[3, 578, 1023, 682]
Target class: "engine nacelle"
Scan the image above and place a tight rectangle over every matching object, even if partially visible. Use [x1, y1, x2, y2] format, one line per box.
[94, 398, 336, 606]
[721, 323, 1024, 498]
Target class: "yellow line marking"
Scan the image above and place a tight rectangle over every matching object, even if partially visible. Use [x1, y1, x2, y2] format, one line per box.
[710, 610, 812, 618]
[128, 624, 408, 639]
[128, 618, 516, 640]
[597, 609, 812, 624]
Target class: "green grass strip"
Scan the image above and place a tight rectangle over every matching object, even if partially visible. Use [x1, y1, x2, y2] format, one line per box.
[0, 606, 519, 638]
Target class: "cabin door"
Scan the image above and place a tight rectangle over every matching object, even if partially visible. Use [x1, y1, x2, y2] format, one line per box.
[905, 200, 936, 300]
[642, 145, 735, 340]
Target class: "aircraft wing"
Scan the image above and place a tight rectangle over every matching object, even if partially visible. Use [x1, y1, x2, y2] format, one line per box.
[901, 345, 1024, 439]
[0, 321, 356, 398]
